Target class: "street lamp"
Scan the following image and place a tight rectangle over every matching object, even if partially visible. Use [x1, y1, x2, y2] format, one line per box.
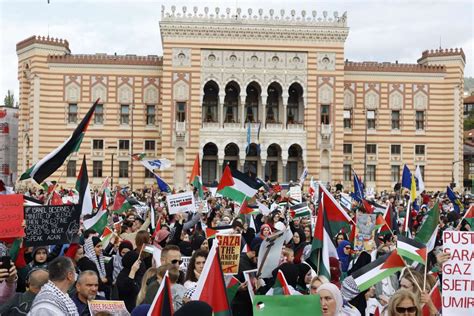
[451, 158, 469, 188]
[108, 145, 117, 189]
[363, 109, 368, 185]
[130, 102, 135, 192]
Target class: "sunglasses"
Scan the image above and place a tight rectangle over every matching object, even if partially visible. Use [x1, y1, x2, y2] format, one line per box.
[171, 259, 184, 265]
[344, 246, 352, 250]
[396, 306, 416, 314]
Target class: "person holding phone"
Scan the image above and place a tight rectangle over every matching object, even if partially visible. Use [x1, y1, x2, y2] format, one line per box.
[0, 256, 18, 304]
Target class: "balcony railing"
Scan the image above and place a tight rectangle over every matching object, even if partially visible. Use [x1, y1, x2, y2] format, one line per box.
[266, 123, 283, 130]
[175, 121, 186, 136]
[320, 124, 332, 138]
[223, 122, 241, 129]
[202, 122, 220, 129]
[287, 123, 304, 131]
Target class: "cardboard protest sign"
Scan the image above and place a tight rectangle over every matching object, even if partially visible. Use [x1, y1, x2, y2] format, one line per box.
[88, 300, 130, 316]
[257, 231, 285, 278]
[354, 213, 377, 254]
[244, 269, 259, 303]
[166, 191, 196, 214]
[24, 205, 80, 247]
[289, 186, 302, 203]
[253, 294, 322, 315]
[180, 256, 191, 272]
[216, 234, 241, 274]
[0, 194, 24, 238]
[442, 231, 474, 315]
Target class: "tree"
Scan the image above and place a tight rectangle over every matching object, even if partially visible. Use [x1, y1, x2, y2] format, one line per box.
[4, 90, 14, 107]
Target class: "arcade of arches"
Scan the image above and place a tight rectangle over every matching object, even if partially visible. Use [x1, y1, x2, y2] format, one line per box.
[201, 142, 304, 186]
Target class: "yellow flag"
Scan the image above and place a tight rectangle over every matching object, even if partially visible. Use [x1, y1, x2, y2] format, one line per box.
[410, 174, 417, 201]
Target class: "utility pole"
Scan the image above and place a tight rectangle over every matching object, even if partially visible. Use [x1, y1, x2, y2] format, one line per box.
[130, 102, 134, 192]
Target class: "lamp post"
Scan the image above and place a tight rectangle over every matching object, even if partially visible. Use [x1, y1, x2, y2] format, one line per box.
[451, 158, 468, 189]
[108, 146, 117, 189]
[130, 102, 135, 192]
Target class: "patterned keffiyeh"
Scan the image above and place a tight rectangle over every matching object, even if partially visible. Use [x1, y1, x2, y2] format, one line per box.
[84, 237, 106, 278]
[33, 280, 78, 315]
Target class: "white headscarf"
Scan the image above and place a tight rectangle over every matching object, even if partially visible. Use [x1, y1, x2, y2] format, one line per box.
[317, 283, 344, 316]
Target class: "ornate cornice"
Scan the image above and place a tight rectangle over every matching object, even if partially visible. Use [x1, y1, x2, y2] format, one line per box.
[417, 48, 466, 63]
[160, 6, 349, 43]
[17, 35, 70, 52]
[48, 54, 163, 66]
[344, 61, 445, 73]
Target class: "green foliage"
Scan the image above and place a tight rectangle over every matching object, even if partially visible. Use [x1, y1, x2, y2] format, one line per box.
[3, 90, 14, 107]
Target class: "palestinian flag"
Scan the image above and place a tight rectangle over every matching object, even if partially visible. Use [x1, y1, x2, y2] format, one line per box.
[273, 270, 291, 295]
[289, 202, 311, 219]
[98, 191, 107, 211]
[217, 165, 259, 204]
[41, 181, 57, 193]
[307, 193, 338, 279]
[50, 191, 63, 206]
[83, 209, 108, 235]
[8, 238, 26, 269]
[112, 190, 131, 214]
[376, 204, 392, 235]
[76, 155, 93, 215]
[131, 152, 146, 161]
[191, 240, 232, 316]
[225, 275, 241, 302]
[463, 204, 474, 228]
[361, 199, 374, 214]
[415, 203, 440, 253]
[397, 235, 427, 264]
[351, 250, 405, 291]
[20, 100, 98, 184]
[100, 226, 114, 247]
[239, 199, 257, 215]
[147, 271, 173, 316]
[319, 185, 352, 235]
[189, 154, 204, 200]
[422, 281, 441, 316]
[205, 227, 233, 239]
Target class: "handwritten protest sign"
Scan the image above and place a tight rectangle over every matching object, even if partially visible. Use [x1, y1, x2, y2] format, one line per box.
[88, 300, 130, 316]
[442, 231, 474, 315]
[0, 194, 24, 238]
[216, 234, 241, 274]
[289, 186, 302, 203]
[166, 191, 196, 214]
[24, 205, 80, 247]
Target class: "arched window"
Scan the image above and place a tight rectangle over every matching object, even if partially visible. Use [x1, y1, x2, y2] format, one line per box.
[287, 144, 303, 181]
[202, 81, 219, 123]
[287, 83, 304, 124]
[224, 143, 240, 171]
[224, 82, 240, 123]
[245, 82, 261, 123]
[266, 83, 282, 124]
[202, 143, 218, 186]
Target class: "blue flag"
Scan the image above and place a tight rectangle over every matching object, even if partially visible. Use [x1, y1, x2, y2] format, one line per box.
[401, 165, 412, 190]
[246, 123, 251, 155]
[155, 175, 171, 193]
[446, 186, 463, 213]
[352, 169, 365, 202]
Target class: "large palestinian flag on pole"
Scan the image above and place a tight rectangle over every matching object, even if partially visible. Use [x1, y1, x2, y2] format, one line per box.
[415, 203, 440, 253]
[319, 185, 352, 234]
[76, 155, 93, 215]
[307, 190, 339, 279]
[191, 240, 232, 316]
[189, 154, 204, 200]
[20, 100, 98, 184]
[352, 250, 405, 291]
[217, 165, 260, 204]
[147, 271, 173, 316]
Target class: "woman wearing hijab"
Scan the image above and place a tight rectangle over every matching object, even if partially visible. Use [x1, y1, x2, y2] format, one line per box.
[316, 283, 345, 316]
[336, 240, 352, 279]
[347, 251, 373, 316]
[106, 240, 133, 286]
[295, 263, 314, 294]
[265, 263, 301, 295]
[116, 251, 142, 312]
[290, 229, 308, 264]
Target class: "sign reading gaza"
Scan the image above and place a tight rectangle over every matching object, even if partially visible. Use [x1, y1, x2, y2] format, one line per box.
[442, 231, 474, 315]
[24, 205, 81, 247]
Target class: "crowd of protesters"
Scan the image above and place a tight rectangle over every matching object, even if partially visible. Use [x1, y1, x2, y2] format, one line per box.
[0, 178, 472, 316]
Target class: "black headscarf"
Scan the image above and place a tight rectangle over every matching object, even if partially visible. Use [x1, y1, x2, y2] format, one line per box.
[272, 263, 299, 288]
[121, 250, 139, 271]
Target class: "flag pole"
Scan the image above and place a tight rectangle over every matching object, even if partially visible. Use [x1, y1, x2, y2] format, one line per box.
[45, 153, 74, 205]
[400, 257, 423, 293]
[455, 206, 471, 230]
[423, 259, 428, 292]
[317, 249, 321, 275]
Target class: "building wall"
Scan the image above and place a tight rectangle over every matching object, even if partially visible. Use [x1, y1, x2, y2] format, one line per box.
[0, 106, 18, 186]
[16, 8, 465, 192]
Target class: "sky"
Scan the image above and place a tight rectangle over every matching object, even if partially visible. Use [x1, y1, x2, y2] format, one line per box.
[1, 0, 473, 104]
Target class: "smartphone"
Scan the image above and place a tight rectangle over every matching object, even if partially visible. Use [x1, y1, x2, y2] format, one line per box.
[0, 256, 11, 271]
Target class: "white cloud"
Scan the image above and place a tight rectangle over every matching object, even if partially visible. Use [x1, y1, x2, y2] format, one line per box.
[1, 0, 472, 101]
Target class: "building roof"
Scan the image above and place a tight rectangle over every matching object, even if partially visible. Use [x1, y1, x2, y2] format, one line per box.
[464, 95, 474, 104]
[344, 61, 445, 73]
[417, 48, 466, 63]
[47, 53, 163, 66]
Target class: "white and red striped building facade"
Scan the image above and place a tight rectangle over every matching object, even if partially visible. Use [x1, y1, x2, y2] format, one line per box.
[16, 7, 465, 192]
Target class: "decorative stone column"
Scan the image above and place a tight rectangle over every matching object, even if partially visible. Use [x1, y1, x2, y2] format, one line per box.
[219, 91, 225, 128]
[260, 149, 267, 180]
[261, 92, 267, 126]
[240, 94, 247, 128]
[281, 149, 289, 183]
[282, 93, 288, 128]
